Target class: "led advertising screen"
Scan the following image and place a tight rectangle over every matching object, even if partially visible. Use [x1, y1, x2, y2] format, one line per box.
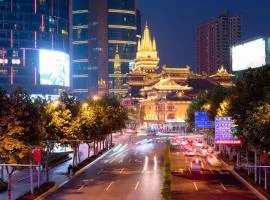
[195, 112, 214, 129]
[232, 38, 266, 71]
[39, 49, 70, 87]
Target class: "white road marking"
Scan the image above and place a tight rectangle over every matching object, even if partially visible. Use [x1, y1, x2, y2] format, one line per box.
[193, 182, 198, 191]
[209, 167, 214, 175]
[120, 168, 124, 174]
[97, 169, 103, 175]
[77, 182, 88, 191]
[106, 181, 114, 191]
[134, 181, 140, 190]
[189, 168, 192, 174]
[220, 182, 227, 191]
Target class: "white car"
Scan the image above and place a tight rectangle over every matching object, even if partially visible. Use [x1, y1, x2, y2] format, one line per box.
[184, 150, 195, 156]
[191, 159, 203, 172]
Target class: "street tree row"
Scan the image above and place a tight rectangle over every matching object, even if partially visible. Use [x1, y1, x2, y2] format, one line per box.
[0, 87, 128, 185]
[187, 65, 270, 154]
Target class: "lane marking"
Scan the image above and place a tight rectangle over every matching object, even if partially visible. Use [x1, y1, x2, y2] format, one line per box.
[97, 169, 103, 175]
[189, 168, 192, 174]
[209, 167, 214, 175]
[193, 182, 198, 191]
[120, 168, 124, 174]
[77, 182, 88, 191]
[106, 181, 114, 191]
[220, 182, 227, 191]
[134, 181, 139, 190]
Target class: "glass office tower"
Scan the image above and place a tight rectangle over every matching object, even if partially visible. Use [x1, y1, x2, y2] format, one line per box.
[0, 0, 70, 94]
[72, 0, 139, 99]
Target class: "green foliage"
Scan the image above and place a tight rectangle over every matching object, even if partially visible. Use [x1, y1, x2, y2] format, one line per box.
[161, 142, 171, 200]
[0, 88, 128, 167]
[230, 66, 270, 150]
[186, 91, 208, 128]
[0, 87, 43, 164]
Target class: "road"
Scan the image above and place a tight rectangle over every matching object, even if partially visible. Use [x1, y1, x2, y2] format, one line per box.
[46, 136, 166, 200]
[171, 140, 260, 200]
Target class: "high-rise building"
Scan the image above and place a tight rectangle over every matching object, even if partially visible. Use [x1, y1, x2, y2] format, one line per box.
[0, 0, 70, 95]
[72, 0, 139, 99]
[196, 12, 241, 74]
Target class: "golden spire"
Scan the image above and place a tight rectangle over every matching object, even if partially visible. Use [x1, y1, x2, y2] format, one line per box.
[134, 21, 160, 73]
[114, 46, 121, 74]
[141, 22, 153, 51]
[137, 39, 141, 52]
[153, 37, 156, 51]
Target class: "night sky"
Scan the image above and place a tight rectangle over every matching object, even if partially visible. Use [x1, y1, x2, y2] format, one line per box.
[137, 0, 270, 71]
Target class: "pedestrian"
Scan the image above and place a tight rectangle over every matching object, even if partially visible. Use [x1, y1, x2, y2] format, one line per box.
[67, 164, 73, 176]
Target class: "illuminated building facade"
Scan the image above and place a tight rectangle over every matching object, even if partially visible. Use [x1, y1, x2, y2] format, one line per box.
[196, 12, 241, 74]
[0, 0, 70, 94]
[72, 0, 139, 99]
[127, 22, 234, 132]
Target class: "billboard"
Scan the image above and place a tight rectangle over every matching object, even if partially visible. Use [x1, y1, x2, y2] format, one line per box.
[232, 38, 266, 71]
[195, 112, 214, 129]
[39, 49, 70, 87]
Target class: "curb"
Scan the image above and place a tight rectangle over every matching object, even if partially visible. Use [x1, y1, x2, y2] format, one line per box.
[218, 156, 267, 200]
[231, 170, 268, 200]
[35, 184, 58, 200]
[37, 148, 114, 199]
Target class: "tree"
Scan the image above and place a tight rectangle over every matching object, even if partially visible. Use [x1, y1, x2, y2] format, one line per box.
[230, 66, 270, 149]
[0, 87, 44, 190]
[244, 103, 270, 152]
[186, 91, 208, 128]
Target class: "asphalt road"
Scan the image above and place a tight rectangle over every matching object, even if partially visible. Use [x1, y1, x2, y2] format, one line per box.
[46, 136, 166, 200]
[171, 145, 260, 200]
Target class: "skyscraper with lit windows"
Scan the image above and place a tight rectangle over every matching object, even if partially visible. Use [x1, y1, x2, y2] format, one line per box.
[0, 0, 70, 95]
[72, 0, 140, 99]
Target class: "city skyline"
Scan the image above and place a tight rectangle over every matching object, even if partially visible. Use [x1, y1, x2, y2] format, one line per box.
[138, 0, 270, 71]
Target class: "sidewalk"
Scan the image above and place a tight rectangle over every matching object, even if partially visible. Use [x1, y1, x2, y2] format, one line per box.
[0, 135, 129, 200]
[0, 144, 93, 200]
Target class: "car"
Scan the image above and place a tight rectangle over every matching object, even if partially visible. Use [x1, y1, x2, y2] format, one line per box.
[191, 159, 203, 172]
[184, 150, 195, 156]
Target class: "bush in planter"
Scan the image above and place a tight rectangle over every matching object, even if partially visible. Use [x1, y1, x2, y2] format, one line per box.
[0, 179, 8, 193]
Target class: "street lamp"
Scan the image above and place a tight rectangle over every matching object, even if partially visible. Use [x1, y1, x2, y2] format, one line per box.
[93, 95, 99, 101]
[82, 103, 88, 108]
[53, 100, 60, 107]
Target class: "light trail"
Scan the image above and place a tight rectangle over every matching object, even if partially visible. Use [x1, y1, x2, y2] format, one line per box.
[142, 156, 148, 172]
[154, 155, 157, 171]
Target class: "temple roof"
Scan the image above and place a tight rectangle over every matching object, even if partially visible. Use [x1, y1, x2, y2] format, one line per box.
[141, 77, 193, 91]
[209, 65, 235, 78]
[162, 65, 191, 73]
[166, 92, 192, 101]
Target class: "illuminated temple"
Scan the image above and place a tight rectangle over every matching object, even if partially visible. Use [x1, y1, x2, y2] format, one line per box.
[126, 22, 234, 132]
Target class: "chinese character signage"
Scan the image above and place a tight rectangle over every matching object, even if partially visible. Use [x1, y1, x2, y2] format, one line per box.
[195, 112, 214, 129]
[215, 117, 233, 140]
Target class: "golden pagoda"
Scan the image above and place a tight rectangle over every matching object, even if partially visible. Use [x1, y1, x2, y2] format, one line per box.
[114, 46, 121, 74]
[134, 21, 160, 73]
[113, 46, 122, 89]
